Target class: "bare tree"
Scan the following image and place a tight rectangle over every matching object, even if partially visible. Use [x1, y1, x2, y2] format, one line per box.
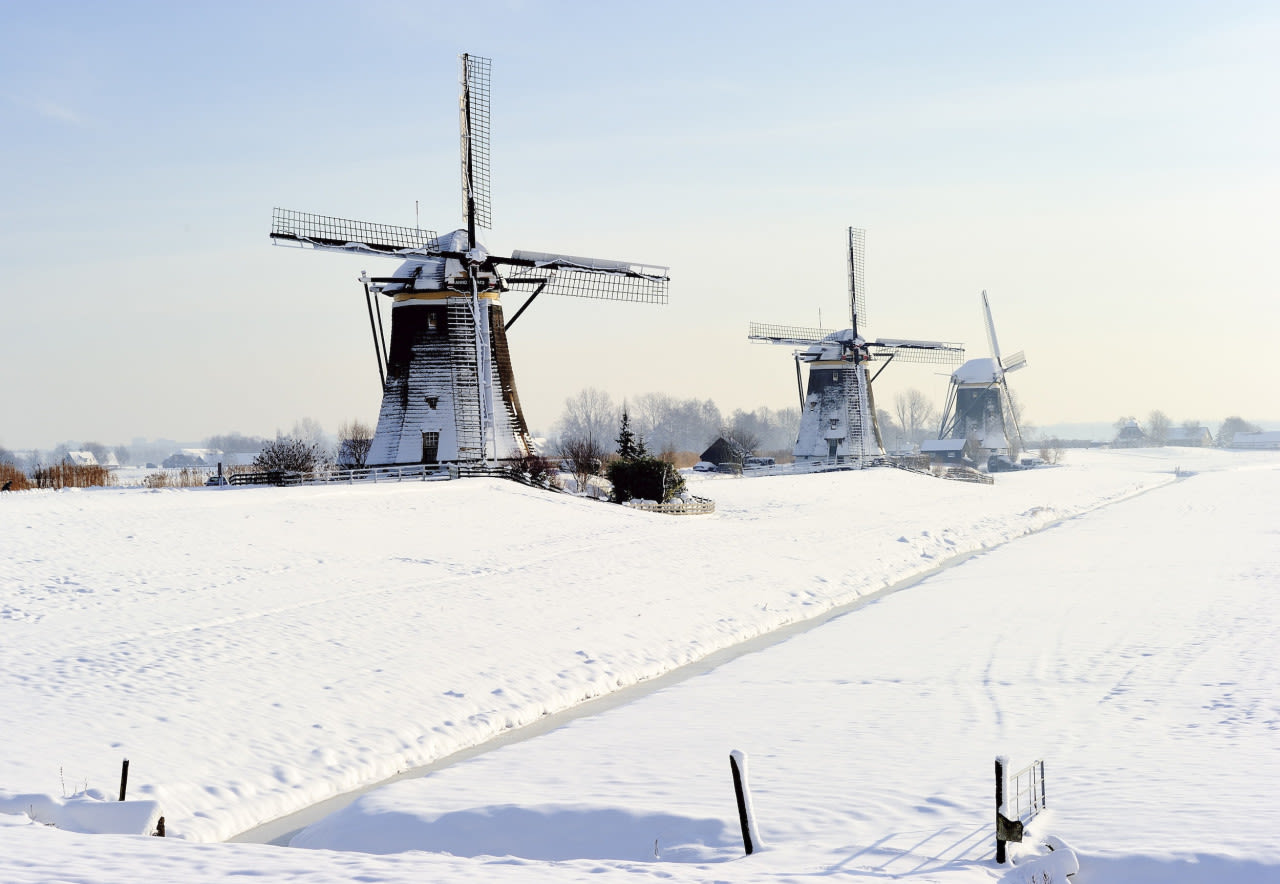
[719, 415, 761, 455]
[877, 408, 905, 452]
[337, 419, 375, 469]
[205, 433, 269, 455]
[287, 418, 333, 468]
[1217, 415, 1261, 447]
[631, 392, 677, 443]
[254, 437, 319, 473]
[1006, 389, 1028, 460]
[1037, 442, 1066, 465]
[1146, 410, 1171, 447]
[894, 389, 937, 449]
[560, 435, 609, 497]
[556, 388, 618, 450]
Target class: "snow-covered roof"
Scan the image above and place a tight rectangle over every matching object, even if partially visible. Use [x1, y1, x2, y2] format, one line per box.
[384, 230, 475, 294]
[980, 430, 1010, 451]
[952, 357, 1000, 384]
[920, 439, 967, 452]
[1232, 431, 1280, 448]
[64, 450, 98, 466]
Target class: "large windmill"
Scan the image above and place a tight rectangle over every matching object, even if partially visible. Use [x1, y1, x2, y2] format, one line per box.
[270, 54, 669, 467]
[936, 290, 1027, 455]
[749, 227, 962, 466]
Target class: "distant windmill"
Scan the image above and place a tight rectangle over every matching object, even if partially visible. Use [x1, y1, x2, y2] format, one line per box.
[270, 54, 669, 467]
[937, 290, 1027, 454]
[749, 227, 962, 466]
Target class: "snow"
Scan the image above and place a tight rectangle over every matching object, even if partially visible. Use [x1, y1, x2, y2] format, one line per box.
[2, 448, 1278, 882]
[953, 356, 1001, 384]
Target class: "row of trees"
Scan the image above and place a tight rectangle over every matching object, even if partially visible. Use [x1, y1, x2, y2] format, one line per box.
[551, 386, 953, 458]
[552, 388, 801, 456]
[1113, 413, 1262, 447]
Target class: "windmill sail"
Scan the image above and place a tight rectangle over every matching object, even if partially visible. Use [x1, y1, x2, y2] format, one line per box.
[747, 322, 832, 347]
[505, 251, 669, 303]
[271, 208, 440, 258]
[848, 227, 866, 336]
[459, 53, 492, 237]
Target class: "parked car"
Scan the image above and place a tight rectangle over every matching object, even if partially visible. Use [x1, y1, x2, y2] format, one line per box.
[205, 475, 229, 486]
[693, 461, 718, 472]
[987, 454, 1019, 473]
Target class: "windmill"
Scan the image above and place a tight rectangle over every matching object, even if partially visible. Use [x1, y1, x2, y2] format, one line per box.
[270, 54, 669, 468]
[749, 227, 963, 466]
[936, 290, 1027, 455]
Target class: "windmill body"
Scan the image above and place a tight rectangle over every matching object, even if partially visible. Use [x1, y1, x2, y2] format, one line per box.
[365, 230, 530, 466]
[792, 331, 882, 464]
[270, 55, 668, 467]
[749, 228, 962, 468]
[937, 291, 1026, 457]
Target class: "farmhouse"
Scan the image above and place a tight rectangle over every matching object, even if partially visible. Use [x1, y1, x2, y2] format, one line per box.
[1166, 426, 1212, 447]
[1231, 431, 1280, 450]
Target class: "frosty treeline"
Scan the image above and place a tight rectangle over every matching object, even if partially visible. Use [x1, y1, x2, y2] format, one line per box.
[549, 388, 800, 455]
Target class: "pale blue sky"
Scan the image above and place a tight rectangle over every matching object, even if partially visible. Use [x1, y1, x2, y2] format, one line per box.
[2, 0, 1276, 449]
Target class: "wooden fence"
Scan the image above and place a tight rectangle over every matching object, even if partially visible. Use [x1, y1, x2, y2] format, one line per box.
[625, 495, 716, 515]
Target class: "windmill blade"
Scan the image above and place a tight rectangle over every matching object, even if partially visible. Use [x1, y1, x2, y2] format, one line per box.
[847, 227, 867, 335]
[981, 289, 1003, 367]
[868, 338, 964, 365]
[747, 322, 830, 346]
[270, 208, 441, 257]
[1002, 350, 1028, 372]
[459, 53, 493, 235]
[502, 250, 668, 303]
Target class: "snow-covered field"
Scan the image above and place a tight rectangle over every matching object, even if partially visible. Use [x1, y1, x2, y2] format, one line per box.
[1, 448, 1277, 882]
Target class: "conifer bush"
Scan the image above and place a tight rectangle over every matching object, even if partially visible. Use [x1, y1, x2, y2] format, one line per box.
[606, 456, 685, 503]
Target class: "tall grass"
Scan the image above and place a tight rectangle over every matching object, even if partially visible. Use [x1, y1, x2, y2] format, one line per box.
[29, 464, 115, 489]
[143, 468, 209, 488]
[0, 463, 35, 491]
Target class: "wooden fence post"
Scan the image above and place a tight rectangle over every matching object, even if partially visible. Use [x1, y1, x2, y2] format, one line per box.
[730, 750, 760, 855]
[118, 758, 129, 802]
[994, 756, 1006, 863]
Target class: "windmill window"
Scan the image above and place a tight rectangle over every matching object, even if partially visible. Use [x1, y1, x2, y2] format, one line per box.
[421, 431, 440, 464]
[425, 396, 439, 409]
[829, 419, 839, 430]
[427, 312, 440, 331]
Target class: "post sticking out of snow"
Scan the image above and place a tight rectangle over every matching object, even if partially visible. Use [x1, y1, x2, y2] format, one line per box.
[994, 756, 1005, 862]
[119, 758, 130, 802]
[730, 750, 761, 855]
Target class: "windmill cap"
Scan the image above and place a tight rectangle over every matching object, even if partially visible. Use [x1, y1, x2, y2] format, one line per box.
[953, 357, 1001, 383]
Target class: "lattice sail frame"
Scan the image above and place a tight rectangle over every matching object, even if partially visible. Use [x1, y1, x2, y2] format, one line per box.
[868, 340, 964, 366]
[848, 226, 867, 333]
[506, 251, 669, 303]
[271, 208, 440, 257]
[460, 53, 493, 231]
[746, 322, 832, 346]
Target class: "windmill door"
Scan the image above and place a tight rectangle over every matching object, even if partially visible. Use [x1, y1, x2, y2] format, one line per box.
[422, 431, 440, 464]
